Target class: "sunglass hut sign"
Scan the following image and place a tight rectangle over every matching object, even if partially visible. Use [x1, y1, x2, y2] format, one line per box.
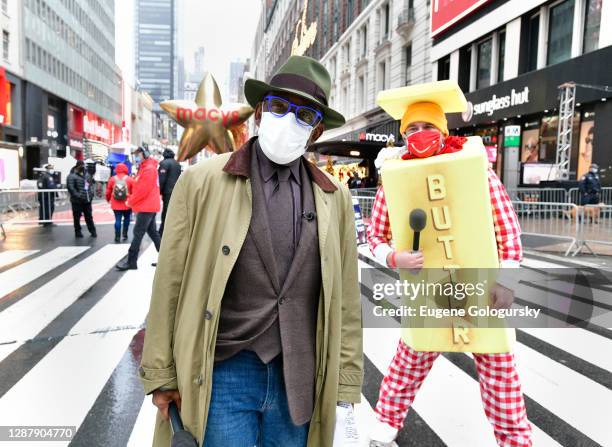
[463, 87, 530, 122]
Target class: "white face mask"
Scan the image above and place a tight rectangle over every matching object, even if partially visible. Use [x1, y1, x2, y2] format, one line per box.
[257, 112, 314, 165]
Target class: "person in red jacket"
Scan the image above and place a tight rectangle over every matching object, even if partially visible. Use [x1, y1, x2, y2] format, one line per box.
[106, 163, 134, 243]
[116, 146, 161, 271]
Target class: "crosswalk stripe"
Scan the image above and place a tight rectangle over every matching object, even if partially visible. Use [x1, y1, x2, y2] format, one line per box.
[0, 246, 157, 439]
[521, 327, 612, 373]
[0, 250, 39, 269]
[361, 277, 603, 444]
[0, 245, 129, 362]
[513, 343, 612, 446]
[362, 322, 562, 447]
[0, 239, 605, 445]
[521, 258, 569, 269]
[0, 246, 88, 299]
[127, 398, 157, 447]
[358, 246, 612, 376]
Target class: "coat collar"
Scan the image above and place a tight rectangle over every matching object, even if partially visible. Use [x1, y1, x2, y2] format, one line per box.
[222, 136, 337, 193]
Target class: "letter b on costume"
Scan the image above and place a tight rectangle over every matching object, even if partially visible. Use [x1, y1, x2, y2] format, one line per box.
[427, 175, 446, 200]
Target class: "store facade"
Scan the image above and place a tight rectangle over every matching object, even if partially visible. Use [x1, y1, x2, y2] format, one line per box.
[447, 45, 612, 187]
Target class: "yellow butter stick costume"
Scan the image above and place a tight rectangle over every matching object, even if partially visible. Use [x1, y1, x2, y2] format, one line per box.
[377, 81, 514, 353]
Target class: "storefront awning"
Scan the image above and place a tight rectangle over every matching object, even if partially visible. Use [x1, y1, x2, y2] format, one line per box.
[308, 141, 386, 160]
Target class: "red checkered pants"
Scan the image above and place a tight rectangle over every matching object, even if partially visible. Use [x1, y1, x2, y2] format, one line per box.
[375, 340, 533, 447]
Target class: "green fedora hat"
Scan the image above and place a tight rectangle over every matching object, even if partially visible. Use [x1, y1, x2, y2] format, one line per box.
[244, 55, 345, 129]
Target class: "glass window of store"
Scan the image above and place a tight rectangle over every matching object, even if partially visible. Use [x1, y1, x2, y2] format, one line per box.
[477, 37, 492, 89]
[497, 29, 506, 83]
[547, 0, 574, 66]
[583, 0, 602, 53]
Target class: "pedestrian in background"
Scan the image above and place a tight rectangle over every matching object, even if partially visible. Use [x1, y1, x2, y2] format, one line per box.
[106, 163, 134, 243]
[37, 164, 57, 226]
[116, 146, 161, 271]
[66, 160, 97, 238]
[157, 148, 181, 237]
[579, 163, 602, 205]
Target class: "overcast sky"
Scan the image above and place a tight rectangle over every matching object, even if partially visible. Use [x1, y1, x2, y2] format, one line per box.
[115, 0, 262, 99]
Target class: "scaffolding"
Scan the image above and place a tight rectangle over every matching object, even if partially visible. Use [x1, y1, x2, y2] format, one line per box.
[555, 82, 611, 180]
[555, 83, 576, 181]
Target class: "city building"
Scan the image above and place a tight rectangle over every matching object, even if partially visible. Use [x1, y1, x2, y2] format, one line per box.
[250, 0, 433, 183]
[183, 81, 198, 101]
[430, 0, 612, 188]
[4, 0, 123, 181]
[228, 59, 247, 103]
[135, 0, 176, 107]
[1, 0, 24, 146]
[191, 46, 206, 82]
[0, 0, 24, 189]
[134, 0, 177, 143]
[319, 0, 432, 145]
[130, 89, 154, 148]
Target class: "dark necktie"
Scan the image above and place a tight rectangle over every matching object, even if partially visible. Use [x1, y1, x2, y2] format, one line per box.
[268, 166, 294, 287]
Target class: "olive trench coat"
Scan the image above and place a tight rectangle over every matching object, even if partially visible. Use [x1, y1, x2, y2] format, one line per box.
[138, 137, 363, 447]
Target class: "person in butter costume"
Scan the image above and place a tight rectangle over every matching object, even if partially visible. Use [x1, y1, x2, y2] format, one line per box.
[366, 82, 533, 447]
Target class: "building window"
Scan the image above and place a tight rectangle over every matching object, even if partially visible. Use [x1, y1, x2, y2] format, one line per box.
[344, 42, 351, 65]
[2, 31, 8, 60]
[438, 54, 450, 80]
[477, 37, 492, 89]
[378, 60, 386, 90]
[358, 75, 365, 110]
[526, 13, 540, 72]
[583, 0, 602, 53]
[333, 0, 339, 42]
[331, 57, 337, 79]
[497, 29, 506, 82]
[547, 0, 574, 66]
[404, 43, 412, 85]
[347, 0, 354, 25]
[458, 46, 471, 92]
[361, 25, 367, 57]
[1, 0, 7, 14]
[383, 3, 390, 39]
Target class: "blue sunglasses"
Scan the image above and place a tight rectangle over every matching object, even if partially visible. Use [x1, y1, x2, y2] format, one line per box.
[263, 95, 323, 128]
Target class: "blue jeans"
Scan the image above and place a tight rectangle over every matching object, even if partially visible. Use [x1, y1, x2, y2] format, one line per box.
[113, 209, 131, 234]
[203, 351, 309, 447]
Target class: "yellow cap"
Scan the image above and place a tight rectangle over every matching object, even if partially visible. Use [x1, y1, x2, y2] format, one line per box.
[376, 80, 467, 134]
[400, 102, 448, 135]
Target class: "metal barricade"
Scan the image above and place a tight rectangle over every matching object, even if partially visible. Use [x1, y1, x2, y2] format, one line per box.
[571, 204, 612, 255]
[568, 187, 612, 205]
[353, 195, 375, 220]
[506, 188, 568, 203]
[350, 187, 378, 197]
[512, 201, 581, 256]
[0, 189, 71, 237]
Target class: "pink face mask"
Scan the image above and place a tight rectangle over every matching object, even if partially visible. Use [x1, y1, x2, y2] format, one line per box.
[405, 129, 442, 158]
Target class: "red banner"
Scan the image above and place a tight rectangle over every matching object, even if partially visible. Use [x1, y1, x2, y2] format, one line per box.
[0, 67, 10, 126]
[431, 0, 490, 36]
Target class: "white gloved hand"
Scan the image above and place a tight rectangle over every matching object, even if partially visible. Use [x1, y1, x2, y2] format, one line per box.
[333, 402, 359, 446]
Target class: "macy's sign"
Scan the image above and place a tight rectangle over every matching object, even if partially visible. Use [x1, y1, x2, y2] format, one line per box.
[359, 132, 395, 143]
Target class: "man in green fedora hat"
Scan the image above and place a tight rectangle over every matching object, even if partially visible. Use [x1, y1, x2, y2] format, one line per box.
[139, 54, 363, 447]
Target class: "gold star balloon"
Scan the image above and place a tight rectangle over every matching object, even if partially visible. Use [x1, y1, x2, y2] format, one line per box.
[160, 72, 254, 161]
